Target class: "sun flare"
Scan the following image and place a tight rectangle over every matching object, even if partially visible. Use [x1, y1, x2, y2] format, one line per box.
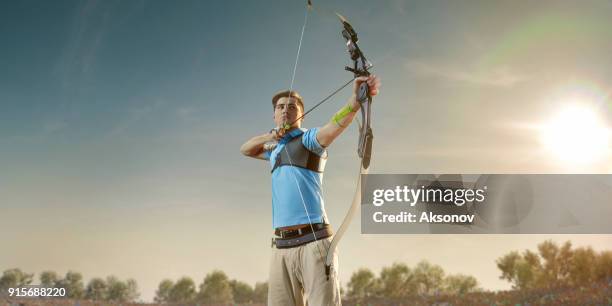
[540, 105, 610, 164]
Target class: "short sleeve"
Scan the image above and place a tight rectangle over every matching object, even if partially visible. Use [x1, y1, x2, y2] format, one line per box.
[301, 128, 326, 157]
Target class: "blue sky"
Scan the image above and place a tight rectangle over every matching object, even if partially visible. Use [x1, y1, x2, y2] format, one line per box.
[2, 0, 612, 302]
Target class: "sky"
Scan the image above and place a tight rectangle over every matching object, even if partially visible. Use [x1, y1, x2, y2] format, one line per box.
[1, 0, 612, 302]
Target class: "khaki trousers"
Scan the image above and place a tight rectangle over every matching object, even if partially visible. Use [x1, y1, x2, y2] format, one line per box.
[268, 237, 341, 306]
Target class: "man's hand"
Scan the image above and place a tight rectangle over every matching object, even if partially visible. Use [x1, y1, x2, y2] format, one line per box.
[316, 74, 381, 147]
[271, 127, 286, 140]
[353, 74, 381, 101]
[241, 129, 282, 159]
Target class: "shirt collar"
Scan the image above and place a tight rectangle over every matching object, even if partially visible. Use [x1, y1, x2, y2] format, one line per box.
[281, 127, 306, 142]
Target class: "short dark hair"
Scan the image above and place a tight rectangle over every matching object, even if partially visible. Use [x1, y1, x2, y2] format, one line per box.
[272, 90, 304, 110]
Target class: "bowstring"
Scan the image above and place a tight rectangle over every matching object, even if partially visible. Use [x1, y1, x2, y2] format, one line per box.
[280, 2, 325, 261]
[281, 2, 373, 280]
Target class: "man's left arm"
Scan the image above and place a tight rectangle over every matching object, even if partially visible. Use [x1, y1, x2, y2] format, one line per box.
[316, 75, 380, 147]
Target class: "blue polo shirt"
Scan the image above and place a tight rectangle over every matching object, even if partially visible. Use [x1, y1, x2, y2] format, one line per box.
[264, 128, 328, 229]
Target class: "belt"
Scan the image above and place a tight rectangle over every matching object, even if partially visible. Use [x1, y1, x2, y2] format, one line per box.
[274, 223, 329, 239]
[272, 227, 333, 249]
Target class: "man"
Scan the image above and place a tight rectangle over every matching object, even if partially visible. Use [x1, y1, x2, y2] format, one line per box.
[240, 75, 380, 306]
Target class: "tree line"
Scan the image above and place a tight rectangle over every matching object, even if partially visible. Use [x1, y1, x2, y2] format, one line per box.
[344, 260, 479, 303]
[0, 269, 138, 302]
[497, 240, 612, 290]
[153, 271, 267, 304]
[1, 240, 609, 304]
[0, 268, 266, 304]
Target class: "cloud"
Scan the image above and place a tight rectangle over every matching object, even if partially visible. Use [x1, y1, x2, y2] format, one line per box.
[405, 59, 528, 88]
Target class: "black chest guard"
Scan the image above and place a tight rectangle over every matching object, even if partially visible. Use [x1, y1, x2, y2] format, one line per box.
[272, 134, 327, 173]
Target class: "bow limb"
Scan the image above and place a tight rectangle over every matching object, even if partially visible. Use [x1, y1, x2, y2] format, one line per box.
[324, 92, 373, 279]
[324, 164, 369, 278]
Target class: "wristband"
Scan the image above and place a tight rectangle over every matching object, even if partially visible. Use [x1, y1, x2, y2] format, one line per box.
[330, 103, 355, 127]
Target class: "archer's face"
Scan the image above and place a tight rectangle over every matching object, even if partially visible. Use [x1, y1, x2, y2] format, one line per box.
[274, 97, 303, 129]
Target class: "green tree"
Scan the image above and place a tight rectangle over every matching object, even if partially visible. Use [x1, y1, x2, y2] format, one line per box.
[537, 240, 558, 284]
[443, 274, 479, 295]
[497, 250, 541, 289]
[345, 268, 377, 302]
[595, 250, 612, 282]
[514, 257, 537, 289]
[196, 270, 234, 304]
[56, 271, 84, 299]
[497, 251, 521, 287]
[85, 277, 107, 301]
[39, 271, 59, 288]
[154, 279, 174, 303]
[169, 277, 196, 304]
[523, 250, 542, 270]
[125, 278, 140, 301]
[537, 240, 574, 286]
[495, 240, 612, 289]
[378, 262, 414, 299]
[0, 269, 33, 290]
[568, 247, 596, 285]
[229, 279, 254, 303]
[413, 261, 445, 295]
[252, 282, 268, 303]
[106, 276, 138, 302]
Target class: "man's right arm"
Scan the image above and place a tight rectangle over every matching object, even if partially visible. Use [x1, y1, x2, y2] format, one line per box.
[240, 132, 276, 160]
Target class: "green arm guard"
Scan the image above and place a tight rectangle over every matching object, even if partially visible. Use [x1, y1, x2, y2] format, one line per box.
[330, 103, 355, 127]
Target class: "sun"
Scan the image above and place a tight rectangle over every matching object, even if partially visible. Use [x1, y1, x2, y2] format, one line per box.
[540, 105, 610, 164]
